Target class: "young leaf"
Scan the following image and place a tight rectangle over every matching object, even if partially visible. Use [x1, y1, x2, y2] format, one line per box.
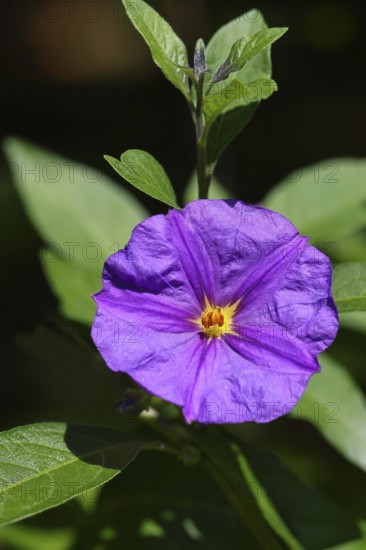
[3, 137, 148, 325]
[206, 9, 271, 83]
[204, 10, 274, 168]
[121, 0, 190, 102]
[194, 38, 210, 79]
[332, 263, 366, 313]
[262, 158, 366, 242]
[293, 353, 366, 472]
[211, 28, 288, 84]
[0, 423, 155, 527]
[105, 149, 179, 209]
[201, 77, 277, 178]
[198, 432, 360, 550]
[204, 77, 277, 120]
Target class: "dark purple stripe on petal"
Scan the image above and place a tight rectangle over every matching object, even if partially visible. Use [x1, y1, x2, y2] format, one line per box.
[236, 240, 339, 356]
[168, 209, 217, 307]
[232, 235, 309, 309]
[100, 213, 201, 314]
[94, 287, 199, 333]
[180, 200, 302, 308]
[224, 331, 319, 374]
[181, 338, 314, 424]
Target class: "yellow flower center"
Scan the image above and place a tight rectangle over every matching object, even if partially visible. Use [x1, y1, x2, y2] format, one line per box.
[198, 297, 241, 339]
[201, 306, 225, 337]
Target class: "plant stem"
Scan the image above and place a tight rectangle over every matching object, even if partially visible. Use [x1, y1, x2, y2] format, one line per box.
[195, 76, 211, 199]
[197, 140, 207, 199]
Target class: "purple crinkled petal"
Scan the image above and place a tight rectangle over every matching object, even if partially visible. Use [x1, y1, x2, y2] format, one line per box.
[167, 209, 218, 306]
[92, 298, 204, 407]
[234, 240, 338, 356]
[180, 200, 303, 306]
[100, 213, 201, 315]
[183, 337, 315, 424]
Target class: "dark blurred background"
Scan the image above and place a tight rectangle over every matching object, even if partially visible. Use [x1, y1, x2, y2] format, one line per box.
[2, 0, 365, 204]
[0, 0, 366, 523]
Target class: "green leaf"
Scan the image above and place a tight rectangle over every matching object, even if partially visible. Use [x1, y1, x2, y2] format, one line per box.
[3, 137, 148, 324]
[332, 263, 366, 313]
[294, 354, 366, 473]
[40, 254, 98, 324]
[325, 536, 366, 550]
[212, 28, 287, 83]
[200, 437, 301, 550]
[12, 323, 154, 436]
[183, 171, 231, 204]
[206, 9, 272, 83]
[262, 158, 366, 242]
[231, 443, 303, 550]
[202, 76, 277, 176]
[204, 9, 274, 167]
[105, 149, 179, 209]
[204, 77, 277, 120]
[121, 0, 190, 102]
[205, 103, 258, 170]
[0, 423, 154, 527]
[69, 449, 256, 548]
[339, 312, 366, 333]
[336, 232, 366, 263]
[3, 138, 148, 260]
[0, 524, 74, 550]
[198, 432, 360, 550]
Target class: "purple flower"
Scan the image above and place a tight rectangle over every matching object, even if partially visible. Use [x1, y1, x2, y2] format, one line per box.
[92, 200, 338, 424]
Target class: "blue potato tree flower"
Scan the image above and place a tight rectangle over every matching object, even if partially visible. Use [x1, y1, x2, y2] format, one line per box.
[92, 199, 338, 424]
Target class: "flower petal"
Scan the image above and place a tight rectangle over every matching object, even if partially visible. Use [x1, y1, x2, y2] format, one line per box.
[94, 288, 197, 333]
[180, 200, 304, 306]
[168, 209, 218, 306]
[235, 242, 338, 356]
[99, 213, 201, 315]
[183, 338, 315, 424]
[92, 301, 203, 406]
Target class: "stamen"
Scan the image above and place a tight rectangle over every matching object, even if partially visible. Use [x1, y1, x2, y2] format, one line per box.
[198, 298, 242, 339]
